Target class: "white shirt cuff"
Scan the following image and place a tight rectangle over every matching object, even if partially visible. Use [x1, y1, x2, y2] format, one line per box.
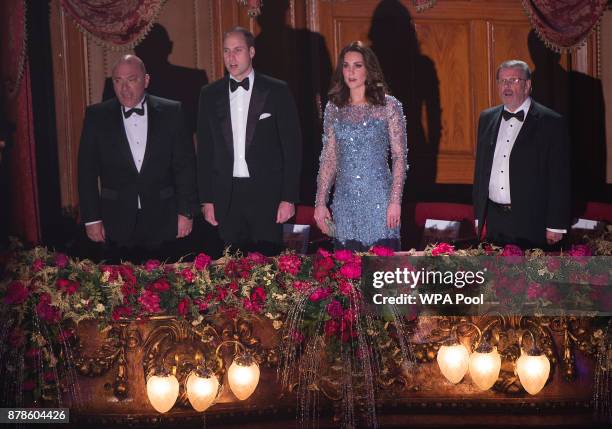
[546, 228, 567, 234]
[85, 220, 102, 226]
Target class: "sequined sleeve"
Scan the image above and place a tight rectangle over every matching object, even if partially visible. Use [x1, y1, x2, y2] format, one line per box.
[315, 102, 338, 207]
[386, 96, 408, 204]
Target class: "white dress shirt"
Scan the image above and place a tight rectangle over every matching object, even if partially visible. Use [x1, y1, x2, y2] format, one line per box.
[229, 68, 254, 177]
[86, 96, 147, 225]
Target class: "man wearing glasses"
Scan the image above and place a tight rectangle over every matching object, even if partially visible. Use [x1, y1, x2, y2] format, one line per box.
[473, 60, 570, 249]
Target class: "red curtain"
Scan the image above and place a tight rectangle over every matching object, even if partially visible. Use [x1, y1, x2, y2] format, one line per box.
[59, 0, 167, 49]
[0, 0, 40, 243]
[521, 0, 607, 52]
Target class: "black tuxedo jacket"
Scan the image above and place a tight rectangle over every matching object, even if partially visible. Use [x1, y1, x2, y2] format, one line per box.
[472, 100, 570, 247]
[78, 95, 197, 245]
[196, 72, 301, 217]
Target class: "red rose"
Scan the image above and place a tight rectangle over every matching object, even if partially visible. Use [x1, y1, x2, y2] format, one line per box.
[118, 265, 137, 285]
[431, 243, 455, 256]
[317, 248, 331, 258]
[252, 286, 266, 303]
[326, 299, 344, 318]
[333, 249, 354, 262]
[4, 281, 29, 305]
[195, 294, 214, 312]
[247, 252, 269, 265]
[324, 319, 339, 337]
[292, 280, 313, 293]
[243, 297, 263, 313]
[36, 294, 61, 323]
[138, 290, 162, 313]
[178, 297, 191, 316]
[340, 262, 361, 279]
[180, 268, 195, 283]
[194, 253, 212, 270]
[370, 245, 395, 256]
[501, 244, 523, 256]
[112, 305, 133, 321]
[144, 259, 161, 272]
[121, 281, 137, 298]
[568, 245, 592, 257]
[56, 278, 79, 295]
[309, 287, 332, 302]
[228, 281, 239, 293]
[54, 253, 69, 269]
[278, 254, 302, 276]
[217, 287, 229, 301]
[338, 280, 353, 296]
[148, 278, 171, 292]
[546, 257, 561, 272]
[32, 259, 44, 272]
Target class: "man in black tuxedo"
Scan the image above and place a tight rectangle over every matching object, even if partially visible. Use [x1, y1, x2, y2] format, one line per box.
[78, 55, 197, 259]
[473, 60, 570, 249]
[197, 27, 301, 255]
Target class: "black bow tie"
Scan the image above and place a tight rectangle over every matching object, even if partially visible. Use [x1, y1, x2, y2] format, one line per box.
[502, 109, 524, 122]
[230, 77, 249, 92]
[123, 104, 145, 118]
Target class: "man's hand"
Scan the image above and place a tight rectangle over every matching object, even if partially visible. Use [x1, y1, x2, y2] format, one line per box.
[86, 222, 106, 242]
[314, 206, 333, 236]
[546, 230, 563, 245]
[177, 214, 193, 238]
[386, 202, 401, 229]
[276, 201, 295, 224]
[202, 203, 218, 226]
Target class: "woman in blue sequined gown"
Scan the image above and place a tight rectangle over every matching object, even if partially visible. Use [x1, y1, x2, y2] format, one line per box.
[314, 41, 407, 251]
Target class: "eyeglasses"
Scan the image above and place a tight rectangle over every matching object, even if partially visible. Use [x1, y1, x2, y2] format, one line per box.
[497, 77, 526, 86]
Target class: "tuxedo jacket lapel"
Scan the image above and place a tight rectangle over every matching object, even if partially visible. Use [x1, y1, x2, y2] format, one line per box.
[215, 77, 234, 154]
[511, 102, 540, 152]
[245, 73, 269, 153]
[111, 99, 139, 175]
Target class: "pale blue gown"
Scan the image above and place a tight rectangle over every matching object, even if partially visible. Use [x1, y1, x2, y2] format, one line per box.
[315, 95, 408, 250]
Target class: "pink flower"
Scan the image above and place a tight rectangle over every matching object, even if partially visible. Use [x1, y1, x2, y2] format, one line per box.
[144, 259, 161, 272]
[317, 248, 331, 258]
[194, 253, 212, 270]
[195, 294, 214, 312]
[326, 299, 344, 318]
[4, 281, 29, 305]
[54, 253, 69, 268]
[56, 278, 79, 295]
[243, 297, 263, 313]
[251, 286, 266, 303]
[546, 257, 561, 272]
[36, 294, 61, 323]
[180, 268, 195, 283]
[568, 245, 592, 257]
[501, 244, 523, 256]
[178, 297, 191, 316]
[292, 280, 313, 293]
[338, 280, 354, 296]
[568, 245, 592, 264]
[309, 287, 332, 302]
[138, 290, 162, 313]
[112, 305, 132, 321]
[278, 254, 302, 276]
[247, 252, 269, 265]
[217, 287, 229, 301]
[333, 249, 354, 262]
[32, 259, 45, 272]
[370, 245, 395, 256]
[431, 243, 455, 256]
[340, 262, 361, 279]
[148, 278, 170, 292]
[324, 319, 339, 337]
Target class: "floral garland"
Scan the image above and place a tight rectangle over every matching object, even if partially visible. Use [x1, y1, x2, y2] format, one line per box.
[0, 237, 610, 402]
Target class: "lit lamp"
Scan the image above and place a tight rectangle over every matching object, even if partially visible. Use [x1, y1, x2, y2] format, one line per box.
[468, 344, 501, 390]
[516, 348, 550, 395]
[186, 368, 220, 412]
[146, 371, 180, 413]
[437, 341, 470, 384]
[227, 353, 260, 400]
